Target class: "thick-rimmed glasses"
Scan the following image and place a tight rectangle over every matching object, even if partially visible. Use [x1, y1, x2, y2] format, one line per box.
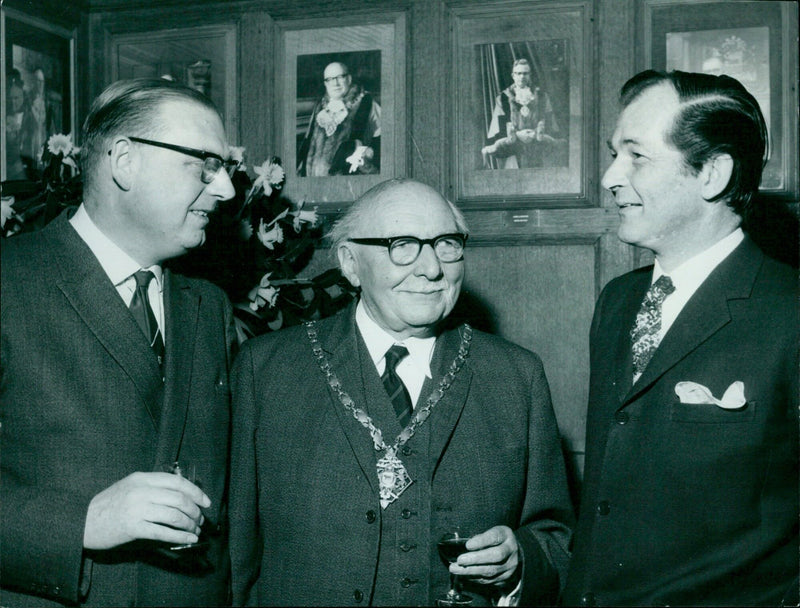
[323, 74, 349, 84]
[127, 136, 238, 184]
[348, 233, 468, 266]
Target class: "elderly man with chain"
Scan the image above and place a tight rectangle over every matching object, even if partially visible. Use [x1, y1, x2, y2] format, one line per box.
[229, 177, 573, 606]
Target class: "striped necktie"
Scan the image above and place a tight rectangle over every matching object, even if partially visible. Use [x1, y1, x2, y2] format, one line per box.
[129, 270, 165, 373]
[630, 275, 675, 380]
[382, 344, 412, 427]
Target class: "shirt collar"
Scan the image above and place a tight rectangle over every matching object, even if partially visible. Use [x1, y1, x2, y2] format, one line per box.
[653, 227, 744, 290]
[69, 203, 163, 289]
[355, 299, 435, 379]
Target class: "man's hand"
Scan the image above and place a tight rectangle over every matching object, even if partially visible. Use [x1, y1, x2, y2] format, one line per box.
[83, 472, 210, 550]
[451, 525, 521, 589]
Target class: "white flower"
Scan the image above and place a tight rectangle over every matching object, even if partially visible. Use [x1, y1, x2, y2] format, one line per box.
[247, 282, 279, 310]
[228, 146, 245, 164]
[1, 196, 17, 229]
[291, 200, 319, 232]
[256, 218, 284, 249]
[252, 160, 285, 196]
[47, 133, 73, 156]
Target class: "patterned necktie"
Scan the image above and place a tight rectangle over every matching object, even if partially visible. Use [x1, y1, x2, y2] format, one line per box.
[129, 270, 165, 372]
[630, 275, 675, 380]
[382, 344, 412, 427]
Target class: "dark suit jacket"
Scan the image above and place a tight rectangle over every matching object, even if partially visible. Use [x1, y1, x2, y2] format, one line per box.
[229, 305, 574, 606]
[1, 212, 237, 606]
[563, 237, 799, 606]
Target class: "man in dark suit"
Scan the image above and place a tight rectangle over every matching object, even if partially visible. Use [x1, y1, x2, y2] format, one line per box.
[563, 70, 799, 606]
[1, 78, 238, 606]
[230, 178, 574, 606]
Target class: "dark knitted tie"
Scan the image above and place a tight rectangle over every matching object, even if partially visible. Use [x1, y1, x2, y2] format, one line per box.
[129, 270, 165, 372]
[382, 344, 412, 427]
[630, 275, 675, 379]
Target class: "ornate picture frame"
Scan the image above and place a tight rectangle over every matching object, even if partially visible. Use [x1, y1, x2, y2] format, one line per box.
[1, 7, 76, 182]
[276, 13, 407, 208]
[642, 0, 799, 200]
[450, 1, 593, 207]
[109, 24, 238, 138]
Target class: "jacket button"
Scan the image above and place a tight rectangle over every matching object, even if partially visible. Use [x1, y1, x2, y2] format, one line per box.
[614, 411, 629, 424]
[401, 508, 416, 519]
[596, 501, 610, 516]
[365, 510, 376, 523]
[401, 445, 413, 456]
[353, 589, 364, 602]
[400, 542, 417, 552]
[580, 592, 597, 606]
[400, 577, 418, 588]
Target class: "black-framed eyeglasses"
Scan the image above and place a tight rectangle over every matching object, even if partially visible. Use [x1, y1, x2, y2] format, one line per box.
[127, 136, 239, 184]
[348, 233, 468, 266]
[323, 74, 349, 84]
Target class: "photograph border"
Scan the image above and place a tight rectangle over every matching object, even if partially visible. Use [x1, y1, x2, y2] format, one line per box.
[450, 1, 593, 208]
[276, 13, 407, 208]
[642, 0, 799, 200]
[1, 7, 76, 182]
[108, 23, 238, 139]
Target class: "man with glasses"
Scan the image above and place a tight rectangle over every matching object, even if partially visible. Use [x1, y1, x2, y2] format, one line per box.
[297, 60, 381, 176]
[229, 177, 573, 606]
[1, 78, 237, 606]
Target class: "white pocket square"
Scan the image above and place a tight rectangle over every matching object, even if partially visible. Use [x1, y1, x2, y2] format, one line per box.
[674, 381, 746, 410]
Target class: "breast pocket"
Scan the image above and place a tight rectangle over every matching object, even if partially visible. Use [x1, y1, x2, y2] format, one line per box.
[670, 400, 756, 423]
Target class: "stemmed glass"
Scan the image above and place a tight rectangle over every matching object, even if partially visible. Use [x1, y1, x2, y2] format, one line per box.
[436, 528, 474, 606]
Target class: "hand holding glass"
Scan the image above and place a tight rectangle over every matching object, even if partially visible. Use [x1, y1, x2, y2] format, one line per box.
[437, 528, 474, 606]
[161, 461, 207, 551]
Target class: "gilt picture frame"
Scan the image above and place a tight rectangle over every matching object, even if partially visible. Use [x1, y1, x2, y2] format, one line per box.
[642, 0, 799, 200]
[276, 13, 406, 208]
[109, 24, 238, 138]
[1, 7, 76, 182]
[450, 1, 593, 207]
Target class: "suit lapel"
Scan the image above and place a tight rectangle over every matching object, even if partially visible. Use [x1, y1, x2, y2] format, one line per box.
[622, 238, 763, 406]
[611, 278, 649, 404]
[153, 270, 200, 467]
[48, 215, 164, 429]
[428, 326, 473, 472]
[318, 309, 380, 492]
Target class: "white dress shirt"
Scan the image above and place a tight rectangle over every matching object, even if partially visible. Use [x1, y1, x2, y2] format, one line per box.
[69, 204, 165, 336]
[355, 300, 435, 407]
[652, 227, 744, 341]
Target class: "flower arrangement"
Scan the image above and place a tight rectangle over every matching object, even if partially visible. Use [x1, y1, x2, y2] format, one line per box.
[1, 135, 355, 343]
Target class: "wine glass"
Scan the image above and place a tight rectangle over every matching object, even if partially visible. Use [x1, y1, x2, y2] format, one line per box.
[436, 528, 474, 606]
[160, 461, 208, 552]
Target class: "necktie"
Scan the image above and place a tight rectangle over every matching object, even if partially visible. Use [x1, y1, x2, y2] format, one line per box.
[382, 344, 412, 427]
[129, 270, 165, 371]
[630, 275, 675, 380]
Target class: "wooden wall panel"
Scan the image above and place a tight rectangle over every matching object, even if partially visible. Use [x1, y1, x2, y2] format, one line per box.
[461, 243, 595, 475]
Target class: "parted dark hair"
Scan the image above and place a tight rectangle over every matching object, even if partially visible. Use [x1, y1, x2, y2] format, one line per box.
[81, 78, 220, 191]
[620, 69, 768, 222]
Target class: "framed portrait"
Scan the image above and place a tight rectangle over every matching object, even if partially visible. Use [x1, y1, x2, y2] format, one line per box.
[643, 0, 799, 199]
[276, 13, 406, 207]
[451, 2, 592, 206]
[1, 8, 76, 182]
[110, 24, 238, 137]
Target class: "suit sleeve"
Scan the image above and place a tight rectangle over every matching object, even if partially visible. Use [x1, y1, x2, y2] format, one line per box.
[0, 277, 90, 603]
[229, 340, 262, 606]
[515, 354, 575, 606]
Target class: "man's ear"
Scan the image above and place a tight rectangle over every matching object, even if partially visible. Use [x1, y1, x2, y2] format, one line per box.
[108, 137, 135, 191]
[337, 244, 361, 288]
[701, 153, 734, 202]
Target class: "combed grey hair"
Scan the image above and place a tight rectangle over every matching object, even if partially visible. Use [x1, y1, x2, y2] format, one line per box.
[326, 177, 469, 266]
[81, 78, 220, 195]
